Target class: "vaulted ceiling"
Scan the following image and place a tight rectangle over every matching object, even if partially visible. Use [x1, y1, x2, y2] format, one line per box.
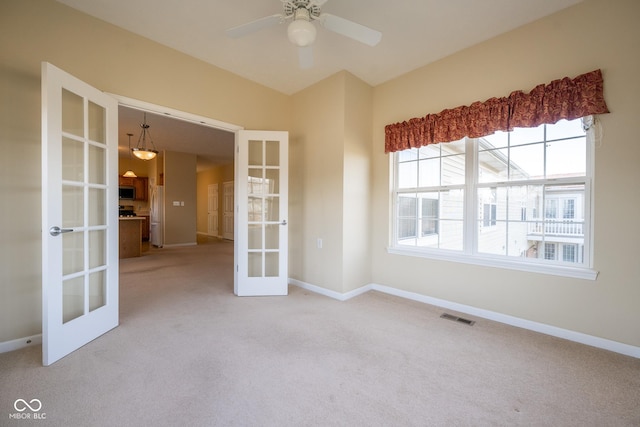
[56, 0, 582, 168]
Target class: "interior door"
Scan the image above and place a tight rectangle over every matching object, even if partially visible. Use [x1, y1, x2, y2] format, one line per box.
[222, 181, 234, 240]
[208, 183, 219, 237]
[235, 131, 288, 296]
[41, 63, 119, 365]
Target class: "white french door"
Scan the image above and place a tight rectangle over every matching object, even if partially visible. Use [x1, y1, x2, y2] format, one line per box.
[41, 63, 119, 365]
[234, 131, 288, 296]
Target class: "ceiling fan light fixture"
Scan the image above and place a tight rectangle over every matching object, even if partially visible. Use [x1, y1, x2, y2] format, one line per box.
[287, 8, 316, 47]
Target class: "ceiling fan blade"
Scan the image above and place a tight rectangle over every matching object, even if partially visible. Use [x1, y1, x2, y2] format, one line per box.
[319, 13, 382, 47]
[226, 14, 283, 38]
[298, 46, 314, 69]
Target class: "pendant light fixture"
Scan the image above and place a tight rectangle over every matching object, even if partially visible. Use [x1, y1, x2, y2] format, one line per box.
[122, 133, 137, 178]
[131, 112, 159, 160]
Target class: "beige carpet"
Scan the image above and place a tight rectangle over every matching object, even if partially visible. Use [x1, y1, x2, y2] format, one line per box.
[1, 238, 639, 426]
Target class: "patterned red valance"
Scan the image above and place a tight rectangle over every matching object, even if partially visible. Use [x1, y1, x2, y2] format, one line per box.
[384, 69, 609, 153]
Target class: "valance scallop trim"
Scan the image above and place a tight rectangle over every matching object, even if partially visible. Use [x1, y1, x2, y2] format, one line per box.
[384, 69, 609, 153]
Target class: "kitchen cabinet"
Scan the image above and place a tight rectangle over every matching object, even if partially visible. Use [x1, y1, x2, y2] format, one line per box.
[119, 217, 144, 258]
[119, 175, 148, 201]
[140, 215, 150, 241]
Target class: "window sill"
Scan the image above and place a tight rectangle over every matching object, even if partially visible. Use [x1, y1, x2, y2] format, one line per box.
[386, 247, 598, 280]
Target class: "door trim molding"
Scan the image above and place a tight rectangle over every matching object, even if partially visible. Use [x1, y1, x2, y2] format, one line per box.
[106, 94, 244, 133]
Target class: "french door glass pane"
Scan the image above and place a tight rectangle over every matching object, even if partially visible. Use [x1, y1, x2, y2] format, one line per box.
[265, 225, 279, 249]
[248, 252, 262, 277]
[89, 188, 106, 226]
[265, 140, 279, 166]
[62, 232, 84, 275]
[265, 169, 279, 193]
[62, 89, 83, 137]
[62, 185, 83, 228]
[62, 136, 83, 182]
[248, 140, 262, 165]
[89, 230, 106, 269]
[265, 253, 279, 277]
[248, 197, 262, 222]
[63, 276, 84, 324]
[89, 270, 106, 312]
[265, 196, 279, 221]
[88, 144, 106, 184]
[88, 101, 105, 143]
[248, 224, 262, 250]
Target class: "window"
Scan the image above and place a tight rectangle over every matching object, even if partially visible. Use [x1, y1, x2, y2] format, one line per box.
[391, 118, 594, 278]
[562, 244, 577, 262]
[544, 243, 556, 261]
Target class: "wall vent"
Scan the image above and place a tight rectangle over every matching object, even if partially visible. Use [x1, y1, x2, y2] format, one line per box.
[440, 313, 475, 326]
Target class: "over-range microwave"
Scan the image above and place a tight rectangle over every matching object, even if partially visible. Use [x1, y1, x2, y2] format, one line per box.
[119, 186, 136, 200]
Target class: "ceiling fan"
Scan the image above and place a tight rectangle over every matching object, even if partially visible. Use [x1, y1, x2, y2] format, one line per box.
[225, 0, 382, 69]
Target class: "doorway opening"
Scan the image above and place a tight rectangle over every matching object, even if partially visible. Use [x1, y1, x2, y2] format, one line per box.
[114, 95, 241, 253]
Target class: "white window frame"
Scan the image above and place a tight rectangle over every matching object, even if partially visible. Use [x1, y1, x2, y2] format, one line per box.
[388, 119, 598, 280]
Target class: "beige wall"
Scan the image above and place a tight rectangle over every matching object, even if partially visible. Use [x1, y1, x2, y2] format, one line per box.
[164, 151, 197, 245]
[1, 0, 639, 352]
[0, 0, 290, 343]
[290, 73, 346, 292]
[289, 71, 373, 293]
[342, 73, 373, 293]
[370, 0, 640, 347]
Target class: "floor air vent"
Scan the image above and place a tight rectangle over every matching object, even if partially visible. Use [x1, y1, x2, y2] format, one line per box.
[440, 313, 475, 326]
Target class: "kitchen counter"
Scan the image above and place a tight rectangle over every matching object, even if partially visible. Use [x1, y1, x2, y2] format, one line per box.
[119, 217, 144, 258]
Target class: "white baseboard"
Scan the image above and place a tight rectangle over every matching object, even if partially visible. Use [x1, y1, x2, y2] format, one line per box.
[0, 334, 41, 354]
[162, 242, 197, 247]
[289, 279, 640, 359]
[196, 232, 221, 238]
[289, 279, 372, 301]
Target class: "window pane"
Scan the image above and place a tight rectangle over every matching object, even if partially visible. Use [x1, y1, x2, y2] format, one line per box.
[510, 126, 544, 146]
[418, 158, 440, 187]
[481, 131, 508, 149]
[441, 154, 465, 185]
[478, 221, 506, 256]
[547, 118, 585, 140]
[478, 149, 508, 183]
[510, 144, 544, 180]
[398, 161, 418, 188]
[546, 138, 586, 178]
[419, 144, 440, 159]
[437, 220, 464, 251]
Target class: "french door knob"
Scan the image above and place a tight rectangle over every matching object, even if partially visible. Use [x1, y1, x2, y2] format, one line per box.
[49, 226, 73, 236]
